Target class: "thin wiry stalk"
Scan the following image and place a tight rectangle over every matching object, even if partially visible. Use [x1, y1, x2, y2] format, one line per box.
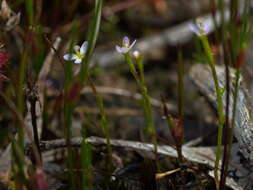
[199, 34, 225, 188]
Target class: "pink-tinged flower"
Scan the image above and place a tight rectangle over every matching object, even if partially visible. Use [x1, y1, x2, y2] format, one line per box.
[133, 50, 141, 58]
[63, 41, 88, 64]
[188, 19, 211, 36]
[116, 36, 136, 54]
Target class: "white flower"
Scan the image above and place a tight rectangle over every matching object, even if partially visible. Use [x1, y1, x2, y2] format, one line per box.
[63, 41, 88, 64]
[188, 19, 211, 36]
[116, 36, 136, 54]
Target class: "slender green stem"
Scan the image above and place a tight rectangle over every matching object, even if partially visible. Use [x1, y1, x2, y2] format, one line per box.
[64, 103, 76, 190]
[63, 1, 102, 188]
[124, 53, 157, 153]
[87, 77, 112, 181]
[15, 40, 29, 187]
[81, 137, 92, 190]
[200, 35, 225, 185]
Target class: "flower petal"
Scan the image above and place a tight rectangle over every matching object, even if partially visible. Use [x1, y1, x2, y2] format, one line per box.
[119, 47, 130, 53]
[128, 39, 137, 50]
[63, 54, 78, 61]
[202, 21, 211, 35]
[116, 45, 123, 53]
[74, 58, 82, 64]
[123, 36, 130, 46]
[80, 41, 88, 54]
[188, 23, 200, 35]
[116, 45, 130, 53]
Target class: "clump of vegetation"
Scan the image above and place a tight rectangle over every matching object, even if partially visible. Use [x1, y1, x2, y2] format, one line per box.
[0, 0, 252, 189]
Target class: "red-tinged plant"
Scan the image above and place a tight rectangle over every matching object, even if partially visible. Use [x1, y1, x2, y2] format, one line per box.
[172, 117, 184, 146]
[65, 81, 82, 103]
[0, 51, 10, 88]
[235, 48, 245, 69]
[33, 168, 48, 190]
[0, 51, 9, 68]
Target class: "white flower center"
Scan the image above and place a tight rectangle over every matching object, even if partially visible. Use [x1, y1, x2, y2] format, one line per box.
[123, 42, 129, 48]
[196, 19, 206, 34]
[76, 52, 84, 60]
